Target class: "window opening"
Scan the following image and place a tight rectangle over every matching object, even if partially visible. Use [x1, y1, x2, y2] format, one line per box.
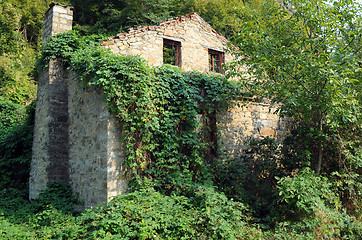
[209, 49, 224, 73]
[163, 39, 181, 67]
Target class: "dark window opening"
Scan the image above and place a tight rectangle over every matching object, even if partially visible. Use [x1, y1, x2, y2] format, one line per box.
[209, 49, 224, 73]
[163, 39, 181, 67]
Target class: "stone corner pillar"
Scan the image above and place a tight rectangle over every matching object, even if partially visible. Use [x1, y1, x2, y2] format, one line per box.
[30, 3, 73, 200]
[43, 2, 74, 45]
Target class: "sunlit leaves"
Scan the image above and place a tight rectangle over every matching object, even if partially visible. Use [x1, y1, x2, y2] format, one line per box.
[230, 0, 361, 172]
[41, 31, 237, 193]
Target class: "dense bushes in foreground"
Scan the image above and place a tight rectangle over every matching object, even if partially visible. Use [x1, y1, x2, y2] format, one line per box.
[0, 177, 361, 239]
[0, 0, 360, 239]
[0, 31, 360, 239]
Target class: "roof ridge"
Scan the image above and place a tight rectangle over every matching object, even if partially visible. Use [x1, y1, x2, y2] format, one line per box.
[110, 12, 225, 41]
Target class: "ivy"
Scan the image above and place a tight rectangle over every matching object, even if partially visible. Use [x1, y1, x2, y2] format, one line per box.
[40, 31, 238, 193]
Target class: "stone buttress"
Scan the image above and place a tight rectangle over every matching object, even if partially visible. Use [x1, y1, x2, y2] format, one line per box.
[30, 2, 289, 208]
[29, 3, 127, 208]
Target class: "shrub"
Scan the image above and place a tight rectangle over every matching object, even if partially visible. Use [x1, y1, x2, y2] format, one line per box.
[277, 168, 362, 239]
[31, 182, 81, 214]
[212, 137, 285, 226]
[0, 101, 35, 190]
[73, 187, 256, 239]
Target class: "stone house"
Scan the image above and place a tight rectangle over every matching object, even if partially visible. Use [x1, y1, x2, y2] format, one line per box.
[29, 3, 288, 208]
[102, 12, 232, 73]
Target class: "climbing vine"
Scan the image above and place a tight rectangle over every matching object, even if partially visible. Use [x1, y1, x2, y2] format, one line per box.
[40, 31, 239, 192]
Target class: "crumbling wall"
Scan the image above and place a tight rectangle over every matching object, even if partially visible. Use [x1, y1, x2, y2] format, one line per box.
[31, 3, 289, 208]
[104, 13, 233, 73]
[67, 72, 127, 207]
[218, 102, 290, 158]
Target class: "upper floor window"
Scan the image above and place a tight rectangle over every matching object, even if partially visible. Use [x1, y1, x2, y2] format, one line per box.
[163, 39, 181, 67]
[209, 49, 224, 73]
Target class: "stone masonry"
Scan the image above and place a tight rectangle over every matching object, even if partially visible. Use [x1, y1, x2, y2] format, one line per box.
[30, 3, 127, 208]
[104, 13, 232, 73]
[42, 3, 73, 45]
[30, 3, 289, 208]
[218, 102, 290, 158]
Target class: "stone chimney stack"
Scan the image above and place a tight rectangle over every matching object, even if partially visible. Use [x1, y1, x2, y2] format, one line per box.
[30, 3, 73, 200]
[42, 2, 73, 45]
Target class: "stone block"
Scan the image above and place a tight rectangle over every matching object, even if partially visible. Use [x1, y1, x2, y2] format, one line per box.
[261, 128, 275, 136]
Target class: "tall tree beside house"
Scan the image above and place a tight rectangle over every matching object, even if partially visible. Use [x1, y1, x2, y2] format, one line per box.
[0, 0, 68, 190]
[70, 0, 192, 35]
[229, 0, 361, 181]
[0, 0, 37, 106]
[69, 0, 261, 38]
[192, 0, 265, 38]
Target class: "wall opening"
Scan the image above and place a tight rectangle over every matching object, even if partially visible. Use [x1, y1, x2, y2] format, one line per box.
[208, 49, 224, 73]
[163, 38, 181, 67]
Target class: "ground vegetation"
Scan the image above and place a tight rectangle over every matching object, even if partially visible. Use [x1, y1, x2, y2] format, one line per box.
[0, 0, 361, 239]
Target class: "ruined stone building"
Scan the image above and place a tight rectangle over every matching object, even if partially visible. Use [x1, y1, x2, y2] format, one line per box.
[30, 3, 288, 207]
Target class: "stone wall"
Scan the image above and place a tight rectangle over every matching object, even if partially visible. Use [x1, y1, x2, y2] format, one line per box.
[29, 58, 70, 199]
[31, 3, 289, 208]
[104, 13, 233, 73]
[42, 3, 73, 45]
[217, 102, 290, 158]
[67, 72, 127, 208]
[30, 3, 128, 207]
[29, 70, 50, 200]
[30, 2, 73, 202]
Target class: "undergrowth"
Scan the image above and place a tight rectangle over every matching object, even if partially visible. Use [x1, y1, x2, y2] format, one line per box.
[40, 30, 239, 193]
[0, 31, 360, 239]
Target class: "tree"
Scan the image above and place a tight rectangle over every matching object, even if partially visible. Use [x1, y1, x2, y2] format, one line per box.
[0, 0, 38, 105]
[192, 0, 264, 39]
[70, 0, 193, 35]
[229, 0, 362, 174]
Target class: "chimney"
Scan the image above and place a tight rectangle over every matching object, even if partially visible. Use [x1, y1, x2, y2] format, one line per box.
[30, 3, 73, 200]
[42, 2, 73, 45]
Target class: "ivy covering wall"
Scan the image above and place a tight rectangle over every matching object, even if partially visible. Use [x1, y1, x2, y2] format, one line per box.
[40, 31, 240, 192]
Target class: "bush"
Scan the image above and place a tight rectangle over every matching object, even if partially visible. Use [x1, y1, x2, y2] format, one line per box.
[0, 98, 26, 131]
[72, 187, 256, 239]
[0, 101, 35, 190]
[0, 217, 34, 240]
[277, 168, 362, 239]
[212, 137, 285, 226]
[31, 182, 81, 214]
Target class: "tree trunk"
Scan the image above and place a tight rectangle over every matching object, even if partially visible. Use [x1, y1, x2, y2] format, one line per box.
[316, 110, 323, 175]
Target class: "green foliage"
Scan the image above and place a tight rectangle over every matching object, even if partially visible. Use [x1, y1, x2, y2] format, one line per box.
[0, 217, 34, 239]
[229, 0, 362, 174]
[40, 31, 237, 193]
[277, 168, 362, 239]
[78, 188, 198, 239]
[0, 185, 81, 240]
[0, 102, 35, 190]
[0, 98, 26, 131]
[278, 168, 340, 216]
[213, 136, 362, 238]
[0, 185, 263, 239]
[0, 0, 38, 106]
[0, 0, 23, 55]
[67, 187, 253, 239]
[69, 0, 263, 39]
[0, 52, 37, 105]
[192, 0, 263, 39]
[31, 182, 81, 214]
[212, 137, 286, 226]
[38, 31, 104, 68]
[67, 0, 259, 39]
[0, 188, 33, 224]
[70, 0, 193, 35]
